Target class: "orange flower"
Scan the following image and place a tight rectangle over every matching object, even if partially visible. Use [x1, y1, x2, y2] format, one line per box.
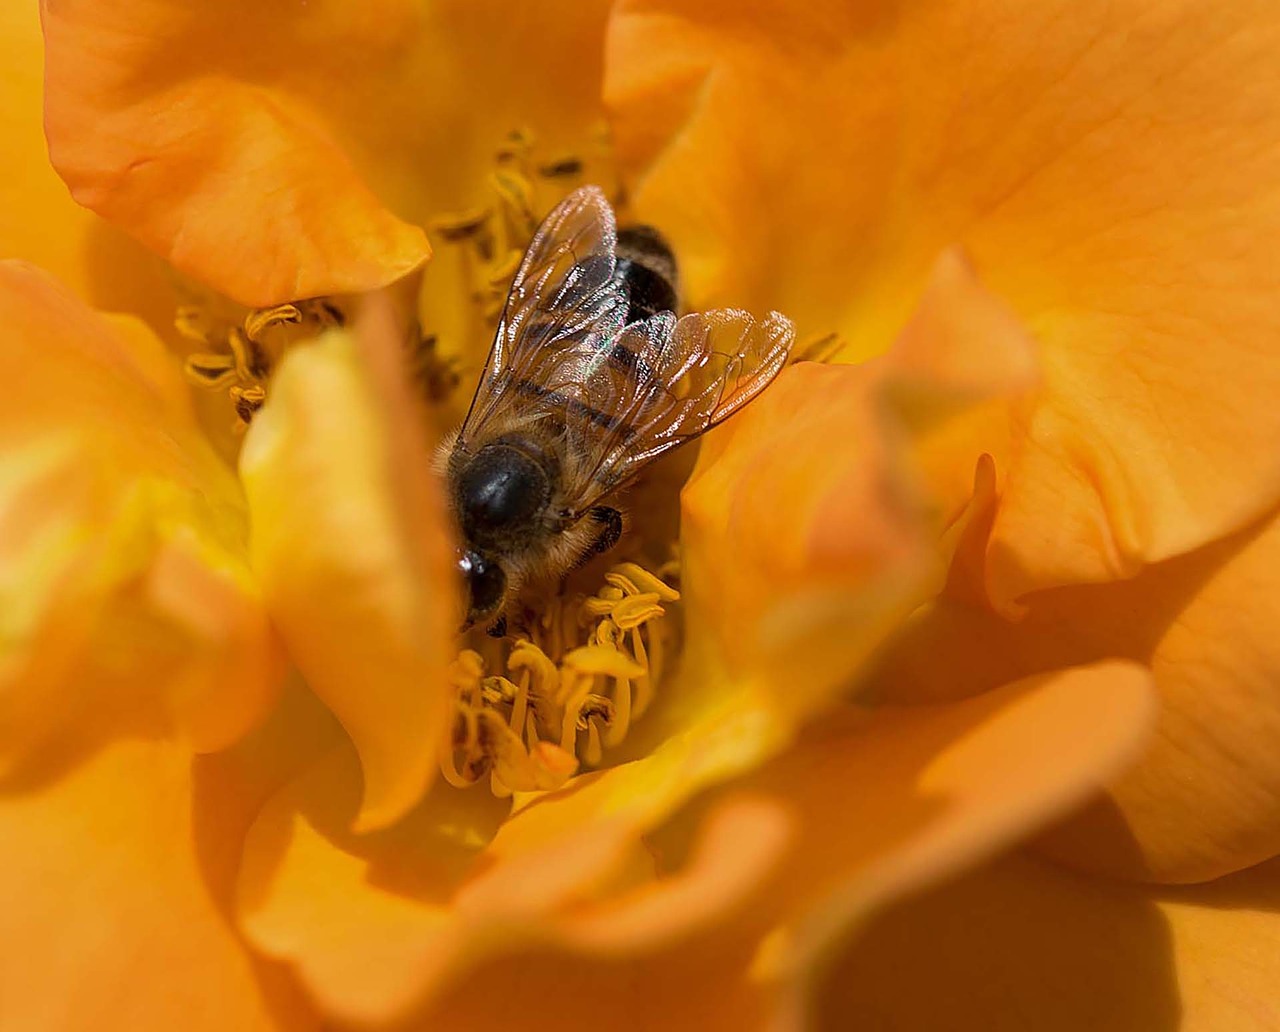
[1, 0, 1273, 1029]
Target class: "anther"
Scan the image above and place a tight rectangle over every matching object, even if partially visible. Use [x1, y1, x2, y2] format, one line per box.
[180, 296, 346, 428]
[230, 384, 266, 423]
[794, 331, 845, 364]
[184, 352, 237, 388]
[441, 562, 677, 794]
[243, 303, 302, 342]
[429, 207, 492, 242]
[538, 157, 584, 179]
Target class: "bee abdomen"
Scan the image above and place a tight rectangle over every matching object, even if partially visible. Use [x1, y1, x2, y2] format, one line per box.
[615, 225, 679, 324]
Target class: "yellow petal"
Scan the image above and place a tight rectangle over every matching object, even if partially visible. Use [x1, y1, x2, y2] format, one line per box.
[0, 2, 173, 327]
[239, 298, 454, 831]
[0, 261, 282, 765]
[0, 738, 313, 1029]
[874, 504, 1280, 883]
[607, 0, 1280, 603]
[41, 0, 615, 307]
[237, 662, 1152, 1025]
[815, 850, 1280, 1032]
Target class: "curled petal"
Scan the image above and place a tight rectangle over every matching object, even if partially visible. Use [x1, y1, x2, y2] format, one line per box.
[880, 248, 1039, 521]
[239, 298, 455, 831]
[41, 0, 429, 307]
[679, 248, 1039, 733]
[0, 262, 282, 767]
[239, 662, 1150, 1026]
[874, 504, 1280, 883]
[680, 359, 933, 728]
[0, 2, 172, 323]
[41, 0, 616, 307]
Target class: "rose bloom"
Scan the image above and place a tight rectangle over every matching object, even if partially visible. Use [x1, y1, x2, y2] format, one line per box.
[3, 0, 1279, 1027]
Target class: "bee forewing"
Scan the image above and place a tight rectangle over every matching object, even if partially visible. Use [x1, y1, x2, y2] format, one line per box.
[597, 307, 796, 478]
[460, 186, 629, 440]
[670, 307, 795, 422]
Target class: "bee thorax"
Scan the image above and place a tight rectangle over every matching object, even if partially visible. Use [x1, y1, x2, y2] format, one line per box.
[456, 443, 552, 551]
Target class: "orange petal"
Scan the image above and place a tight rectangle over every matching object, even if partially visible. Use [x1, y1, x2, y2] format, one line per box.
[873, 505, 1280, 883]
[679, 360, 933, 730]
[237, 662, 1152, 1025]
[0, 261, 282, 767]
[41, 0, 616, 307]
[815, 850, 1280, 1032]
[0, 738, 314, 1029]
[0, 2, 174, 328]
[678, 248, 1037, 733]
[879, 247, 1040, 535]
[607, 0, 1280, 603]
[239, 297, 454, 831]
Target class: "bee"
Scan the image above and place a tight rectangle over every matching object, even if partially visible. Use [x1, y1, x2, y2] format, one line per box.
[442, 185, 795, 630]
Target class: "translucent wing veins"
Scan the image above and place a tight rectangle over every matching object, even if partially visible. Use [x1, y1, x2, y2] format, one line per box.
[456, 185, 796, 518]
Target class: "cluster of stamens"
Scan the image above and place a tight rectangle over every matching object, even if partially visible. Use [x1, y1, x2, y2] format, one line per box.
[179, 299, 344, 427]
[442, 561, 679, 797]
[428, 127, 611, 325]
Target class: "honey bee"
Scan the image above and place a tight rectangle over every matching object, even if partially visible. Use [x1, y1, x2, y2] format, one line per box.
[442, 185, 795, 630]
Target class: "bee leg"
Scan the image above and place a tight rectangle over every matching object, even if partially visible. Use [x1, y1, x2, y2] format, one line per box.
[585, 506, 624, 558]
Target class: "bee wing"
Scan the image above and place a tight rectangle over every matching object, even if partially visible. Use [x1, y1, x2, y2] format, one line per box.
[459, 185, 629, 437]
[562, 306, 796, 513]
[457, 184, 794, 517]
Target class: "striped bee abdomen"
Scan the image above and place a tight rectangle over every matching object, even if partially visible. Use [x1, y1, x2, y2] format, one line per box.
[615, 225, 679, 324]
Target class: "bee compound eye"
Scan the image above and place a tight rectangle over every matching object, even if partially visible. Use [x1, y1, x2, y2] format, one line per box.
[459, 550, 506, 621]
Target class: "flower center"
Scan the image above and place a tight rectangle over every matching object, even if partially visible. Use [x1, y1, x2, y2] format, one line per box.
[175, 130, 743, 802]
[441, 559, 679, 796]
[422, 134, 684, 798]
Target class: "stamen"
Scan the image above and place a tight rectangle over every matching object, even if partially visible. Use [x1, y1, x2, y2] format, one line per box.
[230, 384, 266, 424]
[181, 297, 347, 429]
[243, 303, 302, 341]
[226, 327, 266, 380]
[495, 128, 536, 166]
[428, 207, 492, 242]
[443, 648, 579, 794]
[410, 333, 462, 404]
[489, 170, 537, 239]
[441, 561, 679, 797]
[793, 331, 846, 364]
[423, 128, 607, 380]
[537, 156, 585, 179]
[184, 352, 238, 388]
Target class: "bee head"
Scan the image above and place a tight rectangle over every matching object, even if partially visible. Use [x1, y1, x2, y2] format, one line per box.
[457, 549, 506, 628]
